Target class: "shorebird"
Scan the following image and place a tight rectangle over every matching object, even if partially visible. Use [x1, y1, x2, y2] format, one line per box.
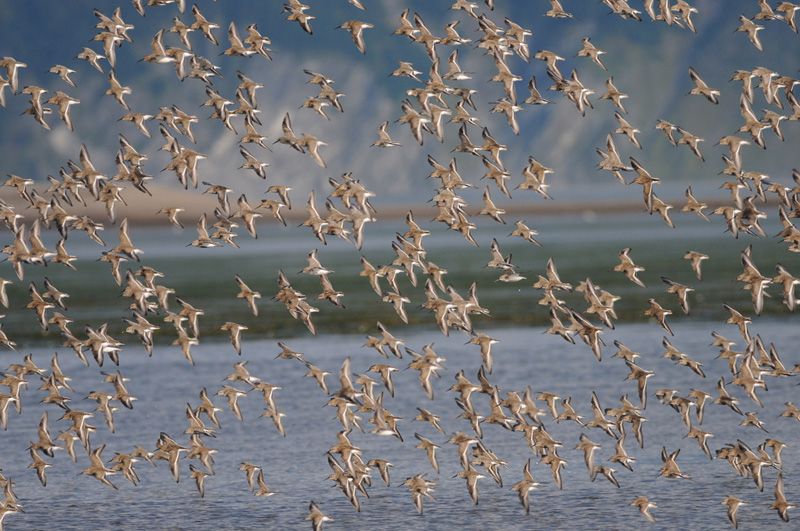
[391, 60, 422, 82]
[741, 411, 768, 432]
[402, 473, 437, 515]
[517, 156, 553, 198]
[0, 57, 25, 95]
[539, 450, 567, 490]
[82, 444, 117, 489]
[398, 99, 430, 146]
[468, 333, 500, 373]
[682, 186, 710, 221]
[566, 309, 605, 360]
[393, 7, 419, 38]
[238, 146, 269, 179]
[300, 363, 329, 394]
[662, 277, 694, 314]
[736, 15, 764, 51]
[275, 341, 306, 363]
[577, 37, 607, 70]
[239, 462, 261, 492]
[575, 433, 602, 479]
[46, 91, 80, 131]
[234, 274, 260, 316]
[253, 469, 275, 497]
[28, 447, 51, 486]
[534, 257, 573, 292]
[219, 322, 247, 356]
[677, 127, 705, 161]
[722, 496, 746, 529]
[306, 500, 333, 530]
[105, 70, 131, 110]
[671, 0, 697, 33]
[507, 220, 541, 247]
[190, 388, 222, 431]
[613, 111, 641, 148]
[632, 495, 657, 522]
[216, 385, 247, 421]
[765, 438, 788, 469]
[0, 393, 17, 429]
[27, 282, 55, 330]
[546, 0, 576, 18]
[283, 2, 314, 34]
[233, 195, 262, 239]
[300, 249, 334, 276]
[156, 206, 185, 229]
[454, 464, 486, 505]
[490, 98, 522, 135]
[614, 248, 646, 286]
[600, 77, 629, 113]
[119, 113, 155, 140]
[372, 121, 401, 148]
[714, 377, 744, 415]
[777, 2, 800, 32]
[625, 361, 654, 409]
[261, 406, 287, 437]
[655, 118, 679, 145]
[511, 458, 541, 513]
[273, 113, 304, 153]
[414, 433, 440, 474]
[76, 46, 105, 72]
[189, 4, 219, 44]
[596, 132, 631, 183]
[613, 341, 640, 363]
[112, 218, 142, 261]
[524, 75, 552, 105]
[683, 426, 714, 459]
[684, 251, 709, 280]
[122, 310, 158, 357]
[410, 407, 444, 435]
[365, 458, 392, 487]
[188, 464, 209, 497]
[412, 13, 441, 60]
[770, 474, 795, 522]
[299, 134, 327, 168]
[739, 94, 771, 148]
[688, 66, 720, 104]
[49, 63, 77, 87]
[774, 264, 800, 310]
[338, 20, 373, 54]
[222, 20, 255, 57]
[644, 298, 673, 335]
[443, 49, 471, 81]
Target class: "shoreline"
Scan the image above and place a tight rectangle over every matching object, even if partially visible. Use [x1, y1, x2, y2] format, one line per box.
[0, 185, 736, 227]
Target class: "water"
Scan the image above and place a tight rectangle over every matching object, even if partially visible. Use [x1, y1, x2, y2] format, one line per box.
[0, 204, 797, 530]
[1, 316, 798, 530]
[2, 207, 791, 341]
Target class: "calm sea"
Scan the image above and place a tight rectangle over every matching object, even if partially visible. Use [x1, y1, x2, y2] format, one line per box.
[1, 316, 797, 530]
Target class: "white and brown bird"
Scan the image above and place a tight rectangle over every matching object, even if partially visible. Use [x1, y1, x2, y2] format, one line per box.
[688, 66, 720, 104]
[632, 495, 657, 523]
[662, 277, 694, 314]
[337, 20, 373, 54]
[644, 298, 673, 336]
[736, 15, 764, 51]
[614, 248, 646, 287]
[684, 251, 709, 280]
[306, 500, 333, 530]
[722, 496, 746, 529]
[577, 37, 607, 70]
[372, 121, 401, 148]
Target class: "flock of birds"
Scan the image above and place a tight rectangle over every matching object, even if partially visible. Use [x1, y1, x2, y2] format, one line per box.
[1, 0, 800, 529]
